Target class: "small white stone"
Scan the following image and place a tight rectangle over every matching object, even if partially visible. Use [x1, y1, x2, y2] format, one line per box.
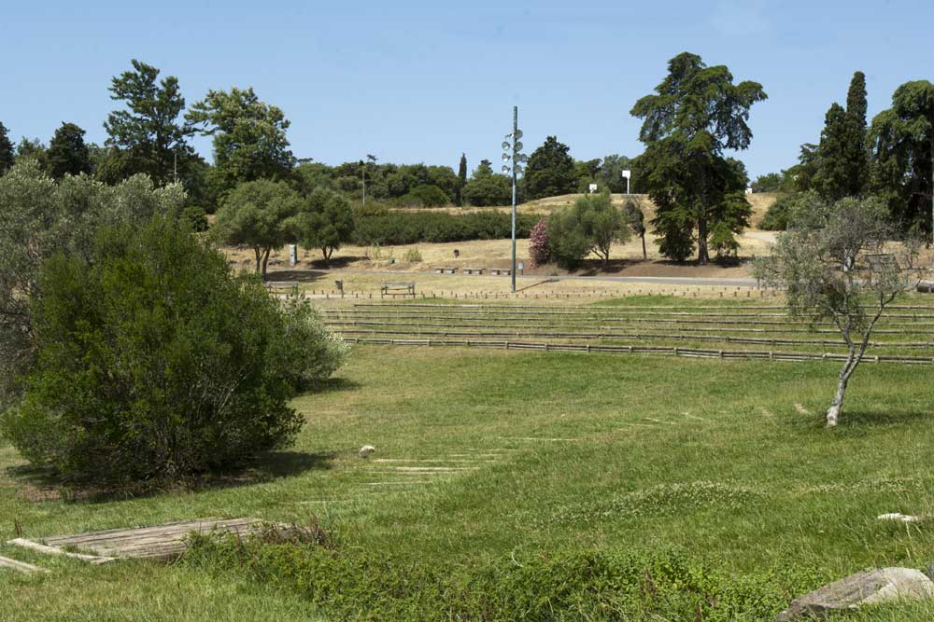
[358, 445, 376, 459]
[877, 513, 920, 523]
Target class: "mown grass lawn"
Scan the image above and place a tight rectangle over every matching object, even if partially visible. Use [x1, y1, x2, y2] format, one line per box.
[3, 321, 934, 620]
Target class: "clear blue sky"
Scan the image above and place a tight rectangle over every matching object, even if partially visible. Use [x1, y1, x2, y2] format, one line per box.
[2, 0, 932, 180]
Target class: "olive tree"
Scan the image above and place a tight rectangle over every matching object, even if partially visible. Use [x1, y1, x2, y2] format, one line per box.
[755, 196, 922, 426]
[287, 187, 354, 266]
[214, 179, 300, 276]
[549, 191, 629, 269]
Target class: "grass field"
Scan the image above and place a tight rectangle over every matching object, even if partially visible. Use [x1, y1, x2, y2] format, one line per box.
[3, 294, 934, 620]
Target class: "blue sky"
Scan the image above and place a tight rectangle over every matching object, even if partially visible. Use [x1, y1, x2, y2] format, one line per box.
[2, 0, 932, 180]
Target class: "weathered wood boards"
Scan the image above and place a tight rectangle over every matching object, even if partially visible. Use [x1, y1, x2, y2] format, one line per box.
[0, 555, 48, 574]
[7, 538, 115, 565]
[13, 517, 274, 562]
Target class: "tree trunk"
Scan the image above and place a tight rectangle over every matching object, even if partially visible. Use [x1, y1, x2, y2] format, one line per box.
[261, 249, 271, 278]
[641, 234, 647, 261]
[826, 369, 849, 427]
[697, 215, 709, 265]
[253, 248, 262, 275]
[323, 247, 331, 268]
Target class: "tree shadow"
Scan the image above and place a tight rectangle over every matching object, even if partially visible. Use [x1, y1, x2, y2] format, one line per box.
[6, 450, 336, 505]
[836, 410, 932, 430]
[304, 377, 362, 395]
[264, 269, 328, 283]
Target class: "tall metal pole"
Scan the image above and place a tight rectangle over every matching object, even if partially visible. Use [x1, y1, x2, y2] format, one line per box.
[362, 161, 367, 207]
[511, 106, 518, 293]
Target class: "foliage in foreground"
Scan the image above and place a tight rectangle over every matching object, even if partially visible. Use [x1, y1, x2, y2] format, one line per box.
[183, 534, 826, 621]
[0, 162, 187, 410]
[0, 217, 345, 484]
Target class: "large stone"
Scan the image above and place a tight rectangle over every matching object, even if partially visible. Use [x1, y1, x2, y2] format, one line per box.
[777, 568, 934, 620]
[918, 280, 934, 294]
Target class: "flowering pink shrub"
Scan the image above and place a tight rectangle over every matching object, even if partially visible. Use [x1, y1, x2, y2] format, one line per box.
[528, 218, 551, 267]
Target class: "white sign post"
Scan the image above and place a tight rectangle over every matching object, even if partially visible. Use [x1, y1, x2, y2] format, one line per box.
[622, 170, 631, 195]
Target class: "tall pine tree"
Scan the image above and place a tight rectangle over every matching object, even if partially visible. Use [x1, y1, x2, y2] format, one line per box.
[0, 123, 14, 175]
[631, 52, 766, 264]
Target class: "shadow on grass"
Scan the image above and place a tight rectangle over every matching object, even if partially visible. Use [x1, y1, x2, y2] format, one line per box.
[6, 450, 336, 505]
[787, 408, 932, 437]
[303, 377, 361, 395]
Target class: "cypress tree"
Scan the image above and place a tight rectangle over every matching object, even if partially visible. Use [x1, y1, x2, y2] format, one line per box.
[816, 103, 851, 202]
[457, 153, 467, 204]
[0, 123, 14, 175]
[816, 71, 870, 201]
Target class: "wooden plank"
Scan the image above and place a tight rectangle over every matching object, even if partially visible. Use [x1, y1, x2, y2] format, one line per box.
[42, 518, 254, 547]
[7, 538, 116, 565]
[0, 555, 48, 574]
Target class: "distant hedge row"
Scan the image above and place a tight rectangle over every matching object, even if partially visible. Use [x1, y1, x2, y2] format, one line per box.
[352, 210, 538, 245]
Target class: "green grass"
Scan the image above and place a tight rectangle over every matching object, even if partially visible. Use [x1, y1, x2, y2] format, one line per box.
[3, 306, 934, 618]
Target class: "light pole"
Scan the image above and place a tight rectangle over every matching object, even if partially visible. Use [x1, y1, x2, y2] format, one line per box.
[622, 169, 631, 195]
[502, 106, 527, 293]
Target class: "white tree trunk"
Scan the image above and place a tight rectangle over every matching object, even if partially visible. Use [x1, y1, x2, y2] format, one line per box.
[826, 372, 848, 427]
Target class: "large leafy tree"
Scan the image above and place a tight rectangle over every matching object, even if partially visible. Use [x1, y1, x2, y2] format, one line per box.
[104, 60, 194, 185]
[45, 122, 92, 178]
[524, 136, 577, 200]
[461, 159, 512, 207]
[214, 179, 300, 277]
[814, 72, 870, 201]
[0, 123, 14, 175]
[870, 80, 934, 238]
[631, 52, 766, 264]
[187, 87, 296, 195]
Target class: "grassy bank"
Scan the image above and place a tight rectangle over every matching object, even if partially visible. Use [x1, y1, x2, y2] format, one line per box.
[3, 308, 934, 618]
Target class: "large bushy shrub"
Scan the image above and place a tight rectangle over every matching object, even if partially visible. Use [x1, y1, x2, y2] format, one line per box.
[548, 191, 629, 269]
[353, 210, 536, 245]
[400, 184, 450, 208]
[1, 216, 344, 484]
[0, 162, 187, 410]
[759, 193, 798, 231]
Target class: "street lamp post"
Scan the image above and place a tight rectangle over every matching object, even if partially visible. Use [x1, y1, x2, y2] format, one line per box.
[622, 169, 631, 195]
[502, 106, 527, 293]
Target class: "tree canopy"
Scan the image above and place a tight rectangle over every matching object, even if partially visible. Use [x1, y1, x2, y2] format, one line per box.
[104, 60, 194, 185]
[631, 52, 766, 264]
[870, 80, 934, 237]
[0, 123, 14, 175]
[187, 87, 296, 195]
[524, 136, 577, 200]
[287, 187, 355, 265]
[45, 122, 92, 178]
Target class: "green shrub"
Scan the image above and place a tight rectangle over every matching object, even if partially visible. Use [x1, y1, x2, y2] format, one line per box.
[760, 193, 796, 231]
[402, 248, 423, 262]
[353, 210, 536, 245]
[548, 192, 628, 269]
[400, 184, 450, 208]
[0, 217, 344, 485]
[181, 205, 209, 232]
[182, 535, 828, 621]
